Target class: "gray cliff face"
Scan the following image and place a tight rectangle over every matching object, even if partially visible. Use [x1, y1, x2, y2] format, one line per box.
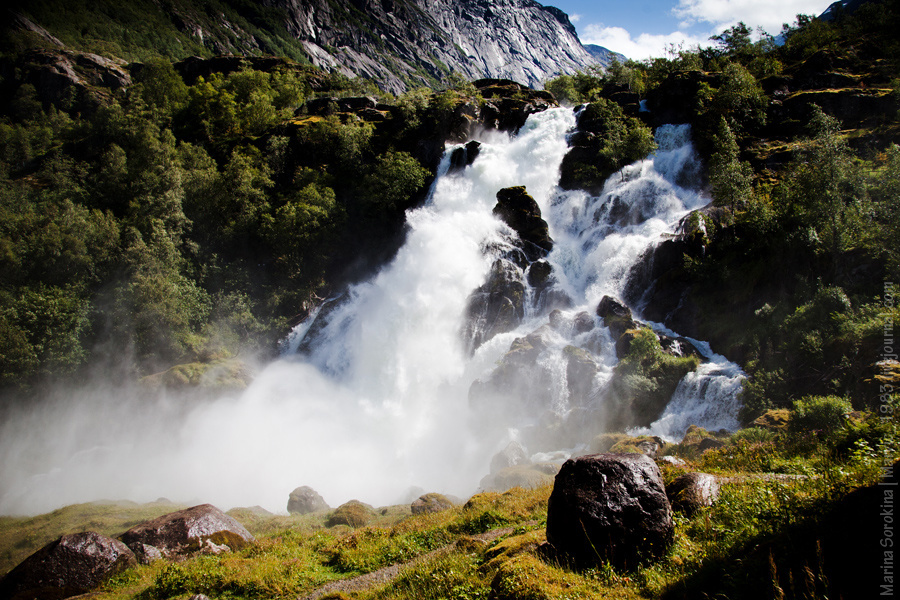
[269, 0, 608, 94]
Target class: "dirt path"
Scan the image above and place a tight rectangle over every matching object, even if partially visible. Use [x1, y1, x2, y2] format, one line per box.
[299, 526, 519, 600]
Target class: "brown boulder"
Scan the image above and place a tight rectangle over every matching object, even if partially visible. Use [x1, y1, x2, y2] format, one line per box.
[546, 453, 673, 569]
[119, 504, 254, 561]
[0, 532, 136, 600]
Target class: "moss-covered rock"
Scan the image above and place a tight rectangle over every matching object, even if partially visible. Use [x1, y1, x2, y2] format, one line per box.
[410, 493, 456, 515]
[325, 500, 376, 528]
[140, 359, 255, 391]
[751, 409, 791, 430]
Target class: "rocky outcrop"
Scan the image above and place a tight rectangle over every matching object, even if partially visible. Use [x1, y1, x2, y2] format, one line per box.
[0, 532, 136, 600]
[0, 48, 131, 117]
[463, 258, 527, 351]
[277, 0, 610, 94]
[667, 472, 720, 515]
[493, 186, 553, 261]
[119, 504, 254, 562]
[468, 325, 554, 414]
[595, 295, 637, 343]
[449, 141, 482, 172]
[462, 185, 557, 351]
[287, 486, 330, 515]
[546, 453, 674, 569]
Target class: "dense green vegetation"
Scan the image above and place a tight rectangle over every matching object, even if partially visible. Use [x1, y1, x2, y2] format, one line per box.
[548, 0, 900, 421]
[6, 0, 313, 64]
[0, 44, 457, 389]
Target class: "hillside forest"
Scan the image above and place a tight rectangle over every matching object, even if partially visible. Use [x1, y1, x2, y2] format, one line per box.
[0, 2, 898, 424]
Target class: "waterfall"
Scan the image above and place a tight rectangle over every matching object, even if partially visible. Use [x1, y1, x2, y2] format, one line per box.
[0, 109, 744, 516]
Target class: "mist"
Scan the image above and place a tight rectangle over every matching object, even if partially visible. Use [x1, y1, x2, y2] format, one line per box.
[0, 108, 744, 516]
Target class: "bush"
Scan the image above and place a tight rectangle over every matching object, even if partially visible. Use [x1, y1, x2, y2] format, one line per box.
[789, 395, 852, 433]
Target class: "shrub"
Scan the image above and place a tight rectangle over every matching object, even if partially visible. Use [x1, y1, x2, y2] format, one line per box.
[729, 427, 777, 445]
[789, 395, 852, 433]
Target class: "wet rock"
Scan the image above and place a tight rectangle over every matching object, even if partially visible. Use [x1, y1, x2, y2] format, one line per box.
[572, 311, 595, 334]
[120, 504, 254, 560]
[0, 532, 136, 600]
[546, 453, 674, 569]
[326, 500, 376, 527]
[411, 493, 456, 515]
[463, 258, 526, 351]
[658, 333, 703, 359]
[450, 140, 482, 171]
[493, 186, 553, 261]
[563, 345, 598, 405]
[526, 260, 553, 287]
[490, 441, 531, 473]
[667, 472, 720, 515]
[468, 325, 554, 414]
[287, 486, 330, 515]
[596, 296, 638, 341]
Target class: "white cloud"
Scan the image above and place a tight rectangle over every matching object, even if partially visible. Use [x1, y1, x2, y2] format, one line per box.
[673, 0, 830, 35]
[569, 13, 582, 23]
[582, 24, 707, 60]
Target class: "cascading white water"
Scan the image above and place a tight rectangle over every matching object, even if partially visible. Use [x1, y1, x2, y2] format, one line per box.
[0, 109, 744, 516]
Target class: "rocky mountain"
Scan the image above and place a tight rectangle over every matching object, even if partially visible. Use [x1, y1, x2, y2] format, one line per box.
[7, 0, 616, 95]
[258, 0, 607, 94]
[584, 43, 626, 66]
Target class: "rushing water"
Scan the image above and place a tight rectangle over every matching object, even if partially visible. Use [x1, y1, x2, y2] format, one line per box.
[0, 108, 744, 516]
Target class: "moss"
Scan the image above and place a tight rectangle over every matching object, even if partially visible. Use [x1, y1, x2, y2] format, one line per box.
[751, 409, 791, 430]
[325, 500, 376, 528]
[482, 530, 545, 572]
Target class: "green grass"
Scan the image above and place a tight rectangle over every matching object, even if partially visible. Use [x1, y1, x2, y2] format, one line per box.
[2, 411, 898, 600]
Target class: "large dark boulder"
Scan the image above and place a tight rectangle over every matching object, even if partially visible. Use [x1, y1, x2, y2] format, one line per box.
[119, 504, 254, 561]
[546, 453, 674, 569]
[0, 532, 136, 600]
[493, 186, 553, 261]
[287, 486, 330, 515]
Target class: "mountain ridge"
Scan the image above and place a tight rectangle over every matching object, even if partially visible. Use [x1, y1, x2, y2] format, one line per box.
[7, 0, 620, 94]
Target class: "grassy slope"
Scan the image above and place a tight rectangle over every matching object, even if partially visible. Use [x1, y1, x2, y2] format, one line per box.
[2, 416, 895, 599]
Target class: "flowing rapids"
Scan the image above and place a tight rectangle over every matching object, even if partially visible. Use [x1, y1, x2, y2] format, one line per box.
[0, 109, 743, 515]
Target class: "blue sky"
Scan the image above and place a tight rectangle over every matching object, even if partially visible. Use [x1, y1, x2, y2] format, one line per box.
[547, 0, 835, 59]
